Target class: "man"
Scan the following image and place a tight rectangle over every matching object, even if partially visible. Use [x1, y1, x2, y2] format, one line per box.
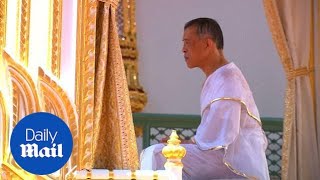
[140, 18, 270, 180]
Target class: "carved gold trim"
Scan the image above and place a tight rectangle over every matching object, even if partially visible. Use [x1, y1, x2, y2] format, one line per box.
[0, 0, 7, 50]
[0, 52, 14, 176]
[1, 51, 76, 179]
[49, 0, 63, 78]
[0, 92, 9, 162]
[122, 0, 129, 34]
[19, 0, 31, 66]
[69, 169, 169, 179]
[15, 0, 21, 58]
[75, 0, 97, 169]
[12, 83, 19, 125]
[3, 50, 42, 178]
[38, 67, 79, 178]
[129, 90, 147, 112]
[4, 51, 42, 116]
[0, 2, 6, 146]
[118, 0, 147, 112]
[2, 162, 55, 180]
[1, 162, 32, 179]
[1, 51, 52, 180]
[130, 0, 135, 33]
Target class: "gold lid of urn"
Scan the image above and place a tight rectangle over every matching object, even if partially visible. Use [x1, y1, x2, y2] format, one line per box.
[162, 130, 186, 160]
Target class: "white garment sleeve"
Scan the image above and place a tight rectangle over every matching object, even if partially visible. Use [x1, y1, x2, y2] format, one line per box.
[194, 100, 241, 150]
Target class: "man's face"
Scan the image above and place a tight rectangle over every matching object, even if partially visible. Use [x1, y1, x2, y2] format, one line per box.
[182, 26, 206, 68]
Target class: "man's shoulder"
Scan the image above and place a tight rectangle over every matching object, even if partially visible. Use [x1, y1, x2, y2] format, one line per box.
[214, 67, 245, 87]
[205, 65, 249, 98]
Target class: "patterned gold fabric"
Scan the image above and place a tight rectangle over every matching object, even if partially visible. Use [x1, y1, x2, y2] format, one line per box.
[92, 1, 139, 169]
[263, 0, 319, 179]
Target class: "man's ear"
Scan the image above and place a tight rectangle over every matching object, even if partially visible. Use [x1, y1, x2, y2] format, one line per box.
[206, 38, 216, 49]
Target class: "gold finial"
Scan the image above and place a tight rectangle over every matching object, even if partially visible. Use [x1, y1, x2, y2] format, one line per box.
[162, 130, 186, 160]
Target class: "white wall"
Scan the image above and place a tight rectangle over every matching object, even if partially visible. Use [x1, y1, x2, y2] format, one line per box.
[136, 0, 285, 117]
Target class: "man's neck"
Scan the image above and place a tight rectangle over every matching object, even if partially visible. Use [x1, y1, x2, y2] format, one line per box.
[202, 56, 229, 77]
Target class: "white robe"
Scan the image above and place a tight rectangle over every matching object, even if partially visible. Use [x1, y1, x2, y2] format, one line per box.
[140, 63, 270, 180]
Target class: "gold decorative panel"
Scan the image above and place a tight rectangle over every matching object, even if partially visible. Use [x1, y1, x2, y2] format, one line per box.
[4, 51, 42, 119]
[0, 91, 9, 169]
[116, 0, 147, 112]
[0, 0, 6, 50]
[0, 51, 80, 179]
[1, 0, 142, 177]
[75, 0, 97, 169]
[1, 51, 41, 180]
[49, 0, 63, 78]
[38, 67, 79, 178]
[19, 0, 31, 66]
[0, 0, 8, 167]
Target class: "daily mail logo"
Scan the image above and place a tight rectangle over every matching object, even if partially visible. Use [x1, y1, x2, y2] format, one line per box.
[21, 129, 63, 158]
[10, 112, 73, 175]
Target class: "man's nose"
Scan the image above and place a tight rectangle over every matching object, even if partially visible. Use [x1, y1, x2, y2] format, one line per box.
[182, 46, 186, 53]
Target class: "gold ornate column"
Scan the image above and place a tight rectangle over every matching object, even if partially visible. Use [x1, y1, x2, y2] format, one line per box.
[0, 0, 6, 52]
[48, 0, 63, 78]
[116, 0, 147, 112]
[75, 0, 97, 169]
[18, 0, 31, 66]
[0, 1, 7, 177]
